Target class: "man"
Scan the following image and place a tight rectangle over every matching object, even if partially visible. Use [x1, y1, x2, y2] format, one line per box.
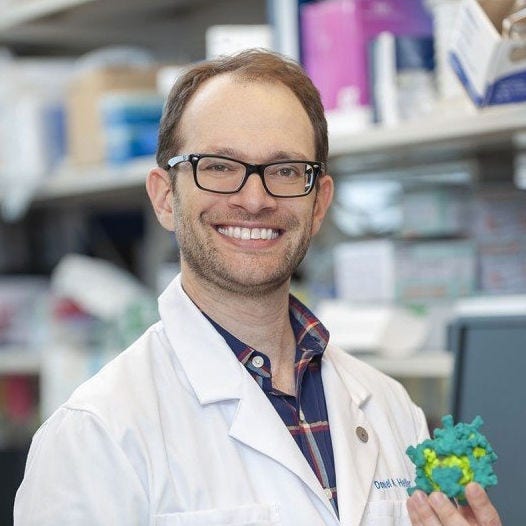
[15, 50, 500, 525]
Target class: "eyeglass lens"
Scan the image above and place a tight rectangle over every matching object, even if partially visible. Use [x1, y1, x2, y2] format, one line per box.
[184, 157, 314, 196]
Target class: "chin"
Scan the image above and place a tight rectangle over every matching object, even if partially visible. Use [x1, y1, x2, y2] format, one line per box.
[209, 271, 291, 298]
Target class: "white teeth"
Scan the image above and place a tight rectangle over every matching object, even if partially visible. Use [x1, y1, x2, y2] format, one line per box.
[218, 226, 279, 240]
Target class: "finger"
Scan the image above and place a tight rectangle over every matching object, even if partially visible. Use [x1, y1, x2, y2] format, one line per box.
[457, 501, 478, 526]
[428, 491, 466, 525]
[407, 491, 442, 526]
[406, 494, 424, 526]
[464, 483, 502, 526]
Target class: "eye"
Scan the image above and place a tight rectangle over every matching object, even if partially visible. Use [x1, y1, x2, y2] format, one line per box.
[278, 166, 298, 177]
[198, 158, 242, 175]
[268, 163, 302, 178]
[205, 162, 230, 172]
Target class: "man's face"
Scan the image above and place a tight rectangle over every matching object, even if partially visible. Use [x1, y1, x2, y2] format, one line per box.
[149, 74, 333, 297]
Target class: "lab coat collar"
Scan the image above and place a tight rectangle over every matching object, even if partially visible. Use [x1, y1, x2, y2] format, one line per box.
[158, 274, 244, 404]
[158, 275, 339, 520]
[322, 347, 379, 526]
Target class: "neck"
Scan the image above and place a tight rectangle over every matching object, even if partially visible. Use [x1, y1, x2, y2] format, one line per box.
[180, 265, 297, 390]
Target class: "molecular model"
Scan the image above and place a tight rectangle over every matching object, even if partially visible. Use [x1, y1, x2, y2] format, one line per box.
[406, 415, 498, 503]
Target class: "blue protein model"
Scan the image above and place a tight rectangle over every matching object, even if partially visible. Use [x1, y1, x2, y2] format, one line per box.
[406, 415, 498, 503]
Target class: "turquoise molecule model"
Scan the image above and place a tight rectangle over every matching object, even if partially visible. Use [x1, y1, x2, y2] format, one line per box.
[406, 415, 498, 503]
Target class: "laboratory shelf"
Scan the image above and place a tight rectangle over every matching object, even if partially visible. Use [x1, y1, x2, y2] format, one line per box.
[0, 348, 41, 375]
[0, 0, 267, 58]
[24, 101, 526, 204]
[34, 156, 153, 202]
[329, 102, 526, 161]
[0, 0, 94, 30]
[0, 344, 451, 379]
[359, 351, 453, 378]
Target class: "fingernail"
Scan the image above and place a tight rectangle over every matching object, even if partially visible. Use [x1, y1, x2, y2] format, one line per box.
[466, 482, 484, 498]
[413, 490, 427, 504]
[430, 492, 448, 506]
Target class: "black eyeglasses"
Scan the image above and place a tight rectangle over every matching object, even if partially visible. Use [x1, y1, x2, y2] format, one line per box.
[165, 154, 325, 198]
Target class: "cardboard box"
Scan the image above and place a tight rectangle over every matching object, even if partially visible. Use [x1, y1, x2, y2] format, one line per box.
[401, 184, 470, 237]
[472, 186, 526, 241]
[333, 239, 476, 302]
[67, 67, 158, 165]
[449, 0, 526, 106]
[477, 240, 526, 294]
[395, 240, 476, 301]
[205, 25, 273, 59]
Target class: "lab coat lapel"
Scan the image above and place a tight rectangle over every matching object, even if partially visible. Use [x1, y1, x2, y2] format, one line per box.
[322, 347, 379, 526]
[159, 276, 337, 519]
[229, 375, 337, 518]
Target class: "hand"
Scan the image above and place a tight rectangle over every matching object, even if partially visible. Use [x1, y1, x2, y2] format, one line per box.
[406, 482, 502, 525]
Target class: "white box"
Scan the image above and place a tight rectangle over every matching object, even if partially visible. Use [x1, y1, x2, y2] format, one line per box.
[449, 0, 526, 106]
[333, 240, 396, 302]
[205, 25, 273, 59]
[333, 239, 476, 302]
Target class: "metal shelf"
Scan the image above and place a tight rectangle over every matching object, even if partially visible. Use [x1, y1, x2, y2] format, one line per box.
[34, 156, 153, 202]
[19, 102, 525, 204]
[0, 344, 451, 378]
[359, 351, 453, 379]
[330, 103, 526, 158]
[0, 347, 41, 375]
[328, 102, 526, 174]
[0, 0, 267, 58]
[0, 0, 94, 30]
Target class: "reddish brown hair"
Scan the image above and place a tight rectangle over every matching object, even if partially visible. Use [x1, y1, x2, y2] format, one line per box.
[156, 49, 328, 169]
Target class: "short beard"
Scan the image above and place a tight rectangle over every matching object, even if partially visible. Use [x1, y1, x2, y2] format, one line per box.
[172, 189, 313, 298]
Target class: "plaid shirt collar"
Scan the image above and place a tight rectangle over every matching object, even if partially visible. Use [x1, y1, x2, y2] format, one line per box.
[204, 295, 330, 390]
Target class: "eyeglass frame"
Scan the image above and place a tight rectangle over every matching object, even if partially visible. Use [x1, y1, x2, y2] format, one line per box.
[165, 153, 326, 198]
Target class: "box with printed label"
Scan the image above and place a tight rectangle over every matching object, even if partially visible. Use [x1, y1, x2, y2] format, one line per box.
[67, 67, 159, 165]
[301, 0, 433, 111]
[333, 239, 476, 302]
[449, 0, 526, 106]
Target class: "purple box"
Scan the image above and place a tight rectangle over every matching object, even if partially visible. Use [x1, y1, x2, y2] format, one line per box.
[301, 0, 433, 110]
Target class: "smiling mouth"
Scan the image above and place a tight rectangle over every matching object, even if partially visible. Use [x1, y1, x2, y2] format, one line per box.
[216, 226, 280, 240]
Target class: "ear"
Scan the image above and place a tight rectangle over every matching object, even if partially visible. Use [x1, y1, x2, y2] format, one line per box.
[146, 167, 175, 231]
[311, 174, 334, 237]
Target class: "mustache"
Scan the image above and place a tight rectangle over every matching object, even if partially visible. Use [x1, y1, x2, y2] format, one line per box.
[202, 210, 300, 229]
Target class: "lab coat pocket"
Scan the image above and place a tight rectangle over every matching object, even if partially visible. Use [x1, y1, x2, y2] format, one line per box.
[154, 503, 280, 526]
[362, 500, 411, 526]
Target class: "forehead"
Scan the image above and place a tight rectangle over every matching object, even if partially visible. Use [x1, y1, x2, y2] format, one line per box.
[177, 74, 315, 160]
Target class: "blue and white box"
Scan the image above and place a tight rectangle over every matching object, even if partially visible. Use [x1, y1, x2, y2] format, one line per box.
[449, 0, 526, 106]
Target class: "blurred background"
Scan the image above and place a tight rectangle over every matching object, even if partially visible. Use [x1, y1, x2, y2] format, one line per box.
[1, 0, 526, 522]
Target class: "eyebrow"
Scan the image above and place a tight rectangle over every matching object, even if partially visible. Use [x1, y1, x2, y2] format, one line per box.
[204, 147, 311, 162]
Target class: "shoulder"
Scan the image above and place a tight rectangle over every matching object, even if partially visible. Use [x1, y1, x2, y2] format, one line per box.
[58, 320, 185, 435]
[324, 344, 402, 391]
[324, 344, 428, 439]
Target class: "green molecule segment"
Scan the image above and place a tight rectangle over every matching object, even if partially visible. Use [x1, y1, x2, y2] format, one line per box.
[406, 415, 498, 503]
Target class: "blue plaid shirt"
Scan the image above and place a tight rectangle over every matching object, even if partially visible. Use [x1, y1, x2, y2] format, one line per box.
[205, 295, 338, 515]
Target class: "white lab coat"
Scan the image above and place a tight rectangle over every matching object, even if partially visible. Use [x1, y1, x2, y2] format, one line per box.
[15, 275, 429, 526]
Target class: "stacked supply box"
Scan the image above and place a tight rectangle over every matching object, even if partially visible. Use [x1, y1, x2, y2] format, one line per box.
[395, 240, 475, 300]
[449, 0, 526, 106]
[334, 239, 475, 303]
[67, 67, 161, 165]
[472, 186, 526, 293]
[301, 0, 433, 113]
[100, 92, 163, 164]
[400, 184, 471, 238]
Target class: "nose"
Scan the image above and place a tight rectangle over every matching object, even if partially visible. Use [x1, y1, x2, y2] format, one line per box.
[227, 172, 277, 213]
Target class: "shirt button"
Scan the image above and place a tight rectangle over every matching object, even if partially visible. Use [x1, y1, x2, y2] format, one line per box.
[356, 426, 369, 443]
[251, 355, 264, 368]
[324, 488, 333, 499]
